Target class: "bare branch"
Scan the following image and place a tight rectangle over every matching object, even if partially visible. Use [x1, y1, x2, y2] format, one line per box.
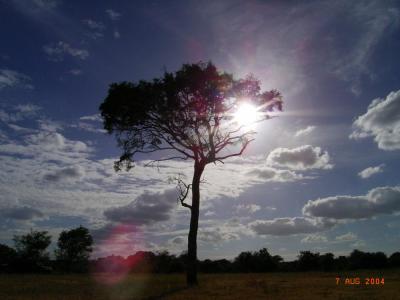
[144, 156, 189, 167]
[214, 138, 254, 161]
[170, 174, 192, 210]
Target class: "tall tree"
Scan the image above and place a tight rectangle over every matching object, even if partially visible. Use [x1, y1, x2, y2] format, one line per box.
[13, 230, 51, 272]
[100, 62, 282, 285]
[55, 226, 93, 272]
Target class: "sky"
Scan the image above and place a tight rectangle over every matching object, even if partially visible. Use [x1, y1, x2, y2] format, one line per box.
[0, 0, 400, 261]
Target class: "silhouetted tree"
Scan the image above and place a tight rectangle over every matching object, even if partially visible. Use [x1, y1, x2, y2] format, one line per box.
[389, 252, 400, 268]
[0, 243, 17, 272]
[55, 226, 93, 272]
[99, 62, 282, 285]
[13, 230, 51, 272]
[335, 255, 349, 271]
[368, 251, 387, 269]
[126, 251, 156, 273]
[233, 251, 254, 272]
[200, 259, 232, 273]
[349, 250, 387, 269]
[253, 248, 280, 272]
[298, 251, 320, 271]
[320, 253, 334, 271]
[233, 248, 280, 272]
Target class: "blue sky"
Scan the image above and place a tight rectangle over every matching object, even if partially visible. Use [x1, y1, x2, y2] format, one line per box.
[0, 0, 400, 260]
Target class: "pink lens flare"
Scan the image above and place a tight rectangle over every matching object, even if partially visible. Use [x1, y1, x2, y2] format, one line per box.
[91, 224, 147, 285]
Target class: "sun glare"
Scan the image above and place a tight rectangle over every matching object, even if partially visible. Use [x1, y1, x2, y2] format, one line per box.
[234, 103, 259, 127]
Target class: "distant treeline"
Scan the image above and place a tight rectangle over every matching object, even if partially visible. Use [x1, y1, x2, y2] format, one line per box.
[92, 248, 400, 274]
[1, 227, 400, 273]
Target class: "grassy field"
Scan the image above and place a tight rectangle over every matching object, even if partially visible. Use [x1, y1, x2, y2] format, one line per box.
[1, 270, 399, 300]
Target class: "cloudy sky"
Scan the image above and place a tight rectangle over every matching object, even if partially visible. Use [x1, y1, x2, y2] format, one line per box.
[1, 0, 399, 260]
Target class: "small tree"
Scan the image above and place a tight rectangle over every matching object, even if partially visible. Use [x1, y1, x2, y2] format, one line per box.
[13, 230, 51, 272]
[55, 226, 93, 272]
[100, 62, 282, 285]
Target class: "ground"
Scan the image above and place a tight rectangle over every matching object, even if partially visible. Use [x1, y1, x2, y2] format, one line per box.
[1, 270, 399, 300]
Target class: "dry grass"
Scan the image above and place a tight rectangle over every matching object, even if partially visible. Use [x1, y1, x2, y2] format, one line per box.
[0, 270, 399, 300]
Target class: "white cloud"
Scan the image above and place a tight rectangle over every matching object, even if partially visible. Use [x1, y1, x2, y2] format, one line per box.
[246, 166, 307, 182]
[43, 41, 89, 61]
[15, 104, 41, 114]
[301, 234, 328, 243]
[7, 124, 36, 133]
[266, 145, 333, 170]
[358, 164, 384, 179]
[0, 104, 41, 123]
[295, 126, 315, 137]
[80, 114, 101, 121]
[236, 204, 260, 214]
[0, 69, 33, 90]
[106, 9, 121, 21]
[303, 186, 400, 220]
[350, 90, 400, 150]
[71, 122, 106, 134]
[38, 119, 63, 132]
[249, 217, 333, 236]
[335, 232, 357, 242]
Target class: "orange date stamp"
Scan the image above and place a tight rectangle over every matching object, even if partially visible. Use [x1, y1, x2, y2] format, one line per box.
[336, 277, 385, 285]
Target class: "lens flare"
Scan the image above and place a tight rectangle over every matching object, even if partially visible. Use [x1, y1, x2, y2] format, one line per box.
[92, 224, 147, 285]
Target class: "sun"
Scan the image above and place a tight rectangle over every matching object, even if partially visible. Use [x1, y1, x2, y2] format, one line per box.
[233, 103, 259, 127]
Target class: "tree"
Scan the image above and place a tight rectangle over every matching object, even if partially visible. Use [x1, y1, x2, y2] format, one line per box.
[99, 62, 282, 285]
[13, 230, 51, 272]
[55, 226, 93, 272]
[0, 243, 17, 272]
[388, 252, 400, 268]
[297, 251, 321, 271]
[319, 253, 334, 271]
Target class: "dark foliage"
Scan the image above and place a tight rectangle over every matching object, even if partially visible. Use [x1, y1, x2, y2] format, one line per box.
[233, 248, 282, 272]
[320, 253, 335, 271]
[349, 249, 387, 269]
[297, 251, 321, 271]
[55, 226, 93, 272]
[389, 252, 400, 267]
[13, 230, 52, 272]
[0, 243, 17, 272]
[2, 228, 399, 274]
[99, 61, 282, 171]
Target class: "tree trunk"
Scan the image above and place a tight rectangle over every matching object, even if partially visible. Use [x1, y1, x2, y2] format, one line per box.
[186, 161, 205, 286]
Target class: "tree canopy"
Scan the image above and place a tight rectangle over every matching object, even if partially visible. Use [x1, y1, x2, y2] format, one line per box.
[55, 226, 93, 272]
[56, 226, 93, 262]
[100, 62, 282, 171]
[13, 230, 51, 272]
